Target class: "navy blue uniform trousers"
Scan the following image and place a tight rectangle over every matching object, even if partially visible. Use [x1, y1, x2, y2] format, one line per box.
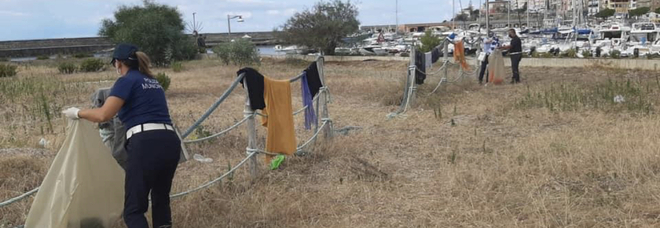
[124, 129, 180, 228]
[511, 54, 522, 82]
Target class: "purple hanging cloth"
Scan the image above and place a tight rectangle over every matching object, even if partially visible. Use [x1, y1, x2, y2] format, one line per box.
[301, 72, 317, 130]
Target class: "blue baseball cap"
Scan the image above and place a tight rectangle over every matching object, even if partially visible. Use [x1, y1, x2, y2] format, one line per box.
[111, 43, 138, 64]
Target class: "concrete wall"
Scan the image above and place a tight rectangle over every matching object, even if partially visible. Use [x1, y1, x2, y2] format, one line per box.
[0, 37, 111, 50]
[511, 58, 660, 71]
[202, 31, 280, 46]
[0, 31, 281, 58]
[261, 54, 409, 62]
[261, 54, 660, 71]
[0, 37, 113, 58]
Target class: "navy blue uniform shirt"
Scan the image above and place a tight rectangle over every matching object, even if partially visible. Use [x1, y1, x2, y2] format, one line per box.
[109, 70, 172, 129]
[510, 36, 522, 53]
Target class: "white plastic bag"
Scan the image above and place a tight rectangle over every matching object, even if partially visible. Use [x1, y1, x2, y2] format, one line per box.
[477, 52, 486, 62]
[25, 120, 125, 228]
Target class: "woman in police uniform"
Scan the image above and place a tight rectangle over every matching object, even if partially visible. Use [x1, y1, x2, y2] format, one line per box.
[63, 44, 180, 228]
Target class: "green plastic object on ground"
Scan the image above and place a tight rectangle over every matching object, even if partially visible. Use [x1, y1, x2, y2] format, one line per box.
[270, 155, 285, 170]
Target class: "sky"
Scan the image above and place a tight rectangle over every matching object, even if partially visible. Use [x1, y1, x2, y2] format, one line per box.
[0, 0, 468, 41]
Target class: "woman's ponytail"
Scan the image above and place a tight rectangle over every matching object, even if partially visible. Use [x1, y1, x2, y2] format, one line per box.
[135, 51, 154, 78]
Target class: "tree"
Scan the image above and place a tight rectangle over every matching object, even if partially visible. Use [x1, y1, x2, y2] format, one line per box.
[471, 9, 480, 20]
[629, 7, 650, 17]
[419, 30, 441, 53]
[454, 14, 469, 21]
[595, 8, 615, 19]
[278, 0, 359, 55]
[99, 0, 197, 65]
[656, 7, 660, 14]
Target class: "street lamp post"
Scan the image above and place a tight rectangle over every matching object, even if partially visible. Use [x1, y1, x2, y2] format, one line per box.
[227, 15, 244, 38]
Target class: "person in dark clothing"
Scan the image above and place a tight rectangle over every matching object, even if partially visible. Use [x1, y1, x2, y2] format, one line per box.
[500, 29, 523, 84]
[63, 44, 180, 228]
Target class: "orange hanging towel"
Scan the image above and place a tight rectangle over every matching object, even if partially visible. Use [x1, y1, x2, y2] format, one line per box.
[453, 40, 470, 71]
[261, 77, 296, 163]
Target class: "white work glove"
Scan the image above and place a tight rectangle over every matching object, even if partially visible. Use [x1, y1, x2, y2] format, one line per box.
[62, 107, 80, 120]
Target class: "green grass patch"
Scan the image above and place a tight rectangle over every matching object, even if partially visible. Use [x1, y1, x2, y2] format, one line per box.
[516, 79, 654, 114]
[0, 64, 18, 77]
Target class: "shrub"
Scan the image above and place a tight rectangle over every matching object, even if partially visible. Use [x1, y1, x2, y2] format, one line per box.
[419, 30, 442, 53]
[0, 64, 18, 77]
[58, 62, 77, 74]
[230, 39, 260, 66]
[73, 53, 93, 58]
[0, 57, 8, 62]
[562, 49, 577, 58]
[581, 50, 591, 58]
[79, 58, 105, 72]
[213, 43, 231, 65]
[36, 55, 49, 60]
[610, 50, 621, 59]
[156, 73, 171, 91]
[171, 62, 184, 72]
[532, 52, 553, 58]
[212, 39, 260, 66]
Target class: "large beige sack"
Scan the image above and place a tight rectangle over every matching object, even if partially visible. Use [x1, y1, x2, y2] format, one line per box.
[488, 49, 506, 85]
[25, 120, 125, 228]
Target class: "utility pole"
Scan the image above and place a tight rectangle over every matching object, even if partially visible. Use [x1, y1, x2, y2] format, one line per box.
[486, 0, 490, 34]
[479, 0, 483, 28]
[544, 0, 548, 28]
[508, 0, 511, 28]
[453, 0, 456, 29]
[396, 0, 399, 34]
[526, 2, 530, 28]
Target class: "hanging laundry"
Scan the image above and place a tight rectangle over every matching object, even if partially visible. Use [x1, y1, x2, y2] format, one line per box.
[453, 40, 470, 71]
[25, 120, 125, 228]
[262, 77, 297, 163]
[237, 68, 265, 110]
[414, 48, 426, 84]
[425, 52, 433, 70]
[488, 49, 506, 84]
[431, 47, 442, 63]
[304, 61, 323, 97]
[301, 72, 317, 130]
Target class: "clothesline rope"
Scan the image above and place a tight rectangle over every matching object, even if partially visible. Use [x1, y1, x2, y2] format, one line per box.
[0, 188, 39, 208]
[182, 114, 253, 144]
[171, 115, 332, 199]
[389, 37, 483, 118]
[181, 74, 245, 139]
[169, 152, 257, 199]
[0, 56, 333, 209]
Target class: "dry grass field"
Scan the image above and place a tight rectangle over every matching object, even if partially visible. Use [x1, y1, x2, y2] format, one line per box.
[2, 57, 660, 227]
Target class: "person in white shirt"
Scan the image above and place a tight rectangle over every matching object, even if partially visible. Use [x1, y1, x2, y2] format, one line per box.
[478, 32, 500, 84]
